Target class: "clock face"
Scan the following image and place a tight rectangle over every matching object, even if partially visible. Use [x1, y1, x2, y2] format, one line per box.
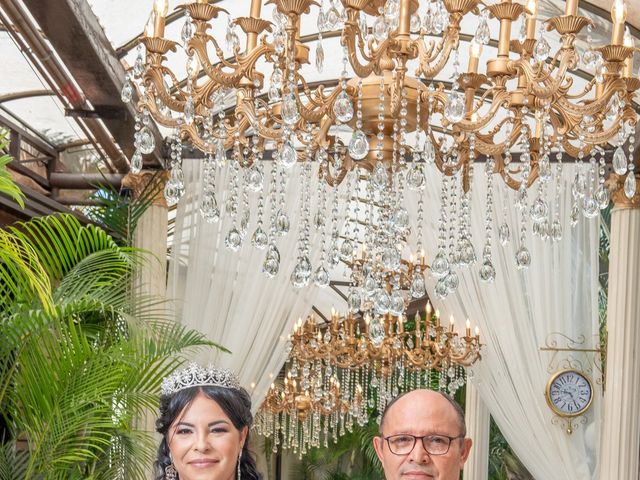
[546, 370, 593, 417]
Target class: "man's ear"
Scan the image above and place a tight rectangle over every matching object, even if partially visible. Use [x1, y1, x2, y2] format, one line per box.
[373, 435, 385, 464]
[459, 438, 473, 466]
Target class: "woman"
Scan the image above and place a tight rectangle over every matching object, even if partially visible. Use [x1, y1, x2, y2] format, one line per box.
[154, 363, 262, 480]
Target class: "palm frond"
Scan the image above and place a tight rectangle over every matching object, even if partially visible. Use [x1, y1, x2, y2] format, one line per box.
[0, 130, 25, 209]
[0, 440, 29, 480]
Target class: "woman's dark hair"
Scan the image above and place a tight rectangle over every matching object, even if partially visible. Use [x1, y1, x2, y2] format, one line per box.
[154, 385, 262, 480]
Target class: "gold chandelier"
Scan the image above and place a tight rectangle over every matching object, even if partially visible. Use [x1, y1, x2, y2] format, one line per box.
[254, 303, 482, 453]
[124, 0, 639, 302]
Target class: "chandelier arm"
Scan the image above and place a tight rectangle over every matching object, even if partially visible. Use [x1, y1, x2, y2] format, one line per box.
[235, 101, 283, 142]
[511, 49, 576, 100]
[455, 89, 509, 132]
[344, 10, 377, 64]
[143, 92, 183, 129]
[565, 78, 597, 100]
[143, 67, 189, 112]
[554, 81, 626, 118]
[415, 28, 459, 78]
[342, 27, 385, 78]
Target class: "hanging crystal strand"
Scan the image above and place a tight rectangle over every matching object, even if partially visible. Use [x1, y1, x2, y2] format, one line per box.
[349, 79, 368, 160]
[340, 171, 355, 260]
[164, 133, 184, 206]
[594, 147, 610, 210]
[625, 119, 637, 198]
[224, 132, 243, 251]
[410, 185, 427, 298]
[251, 135, 268, 248]
[480, 142, 496, 282]
[457, 157, 476, 268]
[328, 178, 340, 269]
[372, 75, 388, 190]
[313, 180, 330, 287]
[200, 153, 221, 223]
[333, 47, 354, 124]
[291, 161, 313, 288]
[445, 175, 460, 294]
[262, 159, 281, 278]
[432, 175, 451, 298]
[409, 93, 425, 189]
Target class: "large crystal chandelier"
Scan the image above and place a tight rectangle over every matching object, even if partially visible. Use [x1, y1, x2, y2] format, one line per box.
[124, 0, 639, 301]
[254, 304, 481, 453]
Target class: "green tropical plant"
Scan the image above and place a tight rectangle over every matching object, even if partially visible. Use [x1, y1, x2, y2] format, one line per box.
[0, 131, 24, 209]
[0, 213, 223, 479]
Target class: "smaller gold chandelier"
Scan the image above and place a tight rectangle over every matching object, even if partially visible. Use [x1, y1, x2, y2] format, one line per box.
[255, 303, 481, 454]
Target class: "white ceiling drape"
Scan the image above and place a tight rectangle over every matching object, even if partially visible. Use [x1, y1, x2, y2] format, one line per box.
[167, 159, 346, 410]
[406, 163, 601, 480]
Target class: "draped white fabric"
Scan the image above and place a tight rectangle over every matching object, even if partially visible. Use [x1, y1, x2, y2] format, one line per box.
[168, 160, 347, 410]
[406, 163, 601, 480]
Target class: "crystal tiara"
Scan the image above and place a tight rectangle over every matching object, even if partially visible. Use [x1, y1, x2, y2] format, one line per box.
[161, 363, 241, 396]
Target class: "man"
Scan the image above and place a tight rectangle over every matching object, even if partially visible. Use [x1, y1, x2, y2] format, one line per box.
[373, 389, 473, 480]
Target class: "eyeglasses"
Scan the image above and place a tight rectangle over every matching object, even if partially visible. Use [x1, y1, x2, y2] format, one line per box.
[383, 434, 465, 456]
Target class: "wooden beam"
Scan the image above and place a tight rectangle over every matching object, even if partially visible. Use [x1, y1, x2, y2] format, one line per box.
[20, 0, 165, 169]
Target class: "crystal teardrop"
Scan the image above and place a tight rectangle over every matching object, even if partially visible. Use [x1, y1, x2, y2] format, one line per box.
[444, 90, 465, 123]
[279, 140, 297, 169]
[431, 251, 450, 278]
[224, 228, 242, 251]
[121, 81, 133, 103]
[313, 265, 330, 287]
[613, 146, 628, 175]
[137, 126, 155, 154]
[408, 165, 426, 190]
[348, 288, 362, 313]
[410, 272, 427, 298]
[498, 222, 510, 245]
[515, 246, 531, 269]
[479, 260, 496, 283]
[275, 210, 290, 235]
[130, 149, 143, 174]
[530, 198, 549, 222]
[582, 195, 599, 218]
[184, 97, 195, 125]
[624, 171, 637, 199]
[200, 192, 220, 223]
[315, 41, 324, 73]
[423, 137, 436, 163]
[371, 163, 388, 190]
[369, 316, 385, 346]
[373, 16, 387, 42]
[281, 92, 300, 125]
[333, 90, 354, 123]
[534, 37, 550, 63]
[251, 226, 268, 249]
[348, 129, 369, 160]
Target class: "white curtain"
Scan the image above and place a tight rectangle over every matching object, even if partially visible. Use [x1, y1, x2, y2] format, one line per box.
[406, 163, 601, 480]
[168, 159, 346, 410]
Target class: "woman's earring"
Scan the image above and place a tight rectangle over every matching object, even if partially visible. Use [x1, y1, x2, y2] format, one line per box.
[237, 451, 242, 480]
[165, 463, 178, 480]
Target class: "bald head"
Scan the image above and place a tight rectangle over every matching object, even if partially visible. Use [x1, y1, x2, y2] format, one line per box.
[380, 389, 466, 436]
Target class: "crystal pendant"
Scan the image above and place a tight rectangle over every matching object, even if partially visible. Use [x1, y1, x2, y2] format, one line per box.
[434, 278, 449, 299]
[498, 222, 510, 245]
[164, 180, 179, 206]
[268, 84, 281, 102]
[410, 271, 426, 298]
[392, 207, 410, 234]
[290, 256, 312, 288]
[133, 50, 145, 77]
[458, 238, 476, 266]
[371, 163, 388, 190]
[410, 13, 421, 33]
[225, 227, 242, 251]
[137, 126, 155, 154]
[251, 226, 268, 249]
[363, 274, 377, 296]
[423, 137, 436, 163]
[479, 259, 496, 283]
[550, 219, 562, 242]
[130, 149, 143, 174]
[572, 173, 586, 199]
[315, 41, 324, 73]
[348, 129, 369, 160]
[328, 245, 340, 266]
[613, 146, 628, 175]
[431, 251, 450, 278]
[515, 246, 531, 269]
[282, 92, 300, 125]
[262, 248, 280, 278]
[538, 219, 550, 240]
[625, 171, 637, 199]
[475, 13, 490, 44]
[530, 198, 549, 223]
[215, 140, 226, 164]
[181, 17, 194, 44]
[280, 140, 297, 169]
[444, 90, 465, 123]
[408, 165, 426, 190]
[313, 210, 325, 229]
[570, 204, 579, 226]
[445, 271, 459, 293]
[340, 238, 354, 258]
[184, 97, 195, 125]
[381, 247, 401, 270]
[538, 155, 551, 182]
[326, 7, 339, 29]
[369, 316, 385, 347]
[121, 81, 133, 103]
[275, 210, 290, 235]
[315, 148, 328, 164]
[582, 195, 599, 218]
[534, 37, 550, 63]
[373, 289, 391, 315]
[333, 90, 354, 123]
[389, 290, 405, 316]
[582, 48, 598, 69]
[348, 288, 362, 313]
[245, 166, 264, 192]
[200, 192, 220, 223]
[373, 15, 387, 42]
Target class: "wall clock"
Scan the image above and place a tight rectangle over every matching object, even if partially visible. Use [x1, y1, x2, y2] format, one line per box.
[545, 368, 594, 418]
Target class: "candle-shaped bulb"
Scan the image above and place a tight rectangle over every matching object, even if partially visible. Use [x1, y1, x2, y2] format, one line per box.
[624, 26, 634, 47]
[470, 39, 483, 58]
[449, 315, 455, 325]
[364, 313, 371, 325]
[466, 318, 471, 329]
[475, 326, 480, 337]
[612, 0, 627, 24]
[144, 12, 156, 37]
[154, 0, 169, 16]
[526, 0, 538, 15]
[466, 318, 471, 336]
[426, 301, 432, 315]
